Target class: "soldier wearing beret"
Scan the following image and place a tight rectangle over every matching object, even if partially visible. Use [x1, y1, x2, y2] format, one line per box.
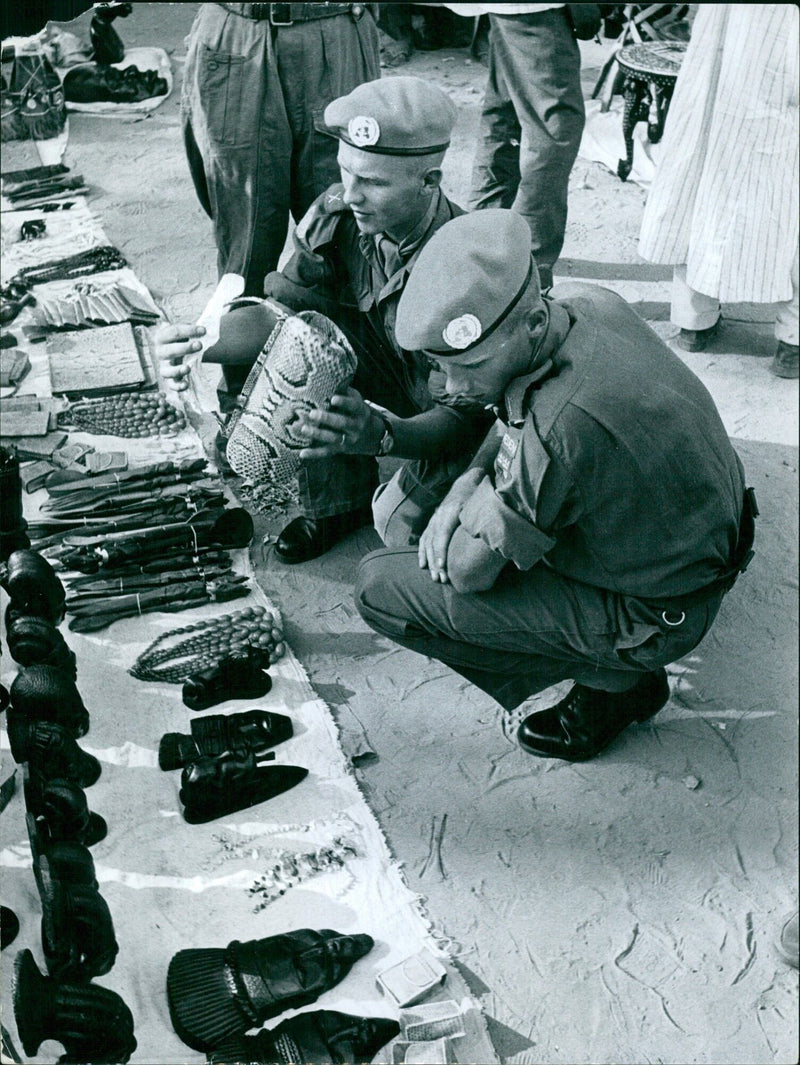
[156, 75, 492, 563]
[303, 209, 756, 762]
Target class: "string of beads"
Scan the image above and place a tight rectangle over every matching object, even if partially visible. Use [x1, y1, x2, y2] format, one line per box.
[14, 245, 127, 286]
[61, 393, 187, 437]
[130, 606, 285, 683]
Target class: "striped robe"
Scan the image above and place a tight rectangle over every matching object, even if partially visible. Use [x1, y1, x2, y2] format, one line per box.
[639, 4, 799, 304]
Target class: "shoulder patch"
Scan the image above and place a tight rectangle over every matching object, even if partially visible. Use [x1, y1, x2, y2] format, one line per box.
[295, 184, 350, 249]
[323, 183, 348, 212]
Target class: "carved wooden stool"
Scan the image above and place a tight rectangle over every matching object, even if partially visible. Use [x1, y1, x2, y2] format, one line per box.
[616, 40, 686, 180]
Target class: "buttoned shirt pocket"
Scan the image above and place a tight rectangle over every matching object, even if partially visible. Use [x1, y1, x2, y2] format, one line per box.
[197, 45, 250, 148]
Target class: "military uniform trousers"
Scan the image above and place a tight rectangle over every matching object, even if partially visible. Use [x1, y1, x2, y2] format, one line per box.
[355, 548, 724, 710]
[470, 8, 585, 274]
[181, 3, 379, 296]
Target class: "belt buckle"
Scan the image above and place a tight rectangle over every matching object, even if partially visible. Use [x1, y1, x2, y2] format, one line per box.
[269, 3, 294, 24]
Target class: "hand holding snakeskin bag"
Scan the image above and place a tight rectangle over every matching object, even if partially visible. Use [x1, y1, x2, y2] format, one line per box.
[225, 310, 358, 486]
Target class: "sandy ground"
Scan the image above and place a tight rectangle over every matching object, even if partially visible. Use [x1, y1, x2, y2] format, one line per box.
[3, 4, 798, 1062]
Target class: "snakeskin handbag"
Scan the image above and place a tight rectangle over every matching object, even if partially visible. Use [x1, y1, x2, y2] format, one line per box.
[225, 310, 358, 487]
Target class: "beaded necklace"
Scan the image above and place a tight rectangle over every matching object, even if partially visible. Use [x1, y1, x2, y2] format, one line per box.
[14, 245, 127, 286]
[61, 394, 187, 437]
[130, 606, 285, 683]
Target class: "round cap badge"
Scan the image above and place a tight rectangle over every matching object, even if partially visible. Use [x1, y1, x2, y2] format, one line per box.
[347, 115, 380, 147]
[443, 313, 482, 350]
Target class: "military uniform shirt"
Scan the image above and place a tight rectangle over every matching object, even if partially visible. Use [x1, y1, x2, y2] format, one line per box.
[264, 184, 481, 416]
[458, 282, 746, 599]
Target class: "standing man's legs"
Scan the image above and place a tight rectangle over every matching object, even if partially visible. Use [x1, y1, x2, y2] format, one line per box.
[181, 5, 290, 298]
[182, 5, 379, 405]
[772, 247, 799, 377]
[670, 264, 720, 351]
[277, 8, 379, 226]
[182, 5, 379, 298]
[469, 9, 585, 283]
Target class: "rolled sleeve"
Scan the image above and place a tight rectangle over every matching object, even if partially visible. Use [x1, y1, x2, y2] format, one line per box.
[446, 524, 507, 592]
[459, 475, 557, 570]
[263, 269, 340, 316]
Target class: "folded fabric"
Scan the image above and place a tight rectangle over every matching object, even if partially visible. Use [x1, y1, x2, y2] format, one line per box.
[209, 1010, 401, 1065]
[166, 928, 374, 1052]
[64, 63, 167, 104]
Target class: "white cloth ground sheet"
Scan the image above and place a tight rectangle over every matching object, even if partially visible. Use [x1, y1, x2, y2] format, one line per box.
[0, 195, 496, 1065]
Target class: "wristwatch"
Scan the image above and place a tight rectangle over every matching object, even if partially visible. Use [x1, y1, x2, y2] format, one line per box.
[375, 411, 395, 456]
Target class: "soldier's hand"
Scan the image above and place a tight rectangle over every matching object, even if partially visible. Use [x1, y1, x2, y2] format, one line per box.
[297, 388, 383, 457]
[153, 322, 206, 393]
[418, 468, 484, 583]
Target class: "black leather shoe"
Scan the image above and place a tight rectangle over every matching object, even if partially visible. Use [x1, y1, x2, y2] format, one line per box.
[275, 506, 373, 564]
[517, 670, 670, 761]
[676, 321, 719, 352]
[771, 341, 799, 379]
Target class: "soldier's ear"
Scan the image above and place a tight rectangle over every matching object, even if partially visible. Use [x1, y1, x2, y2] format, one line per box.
[525, 306, 548, 344]
[422, 166, 443, 191]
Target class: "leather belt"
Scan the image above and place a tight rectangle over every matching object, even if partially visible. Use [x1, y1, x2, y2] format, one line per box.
[219, 3, 364, 24]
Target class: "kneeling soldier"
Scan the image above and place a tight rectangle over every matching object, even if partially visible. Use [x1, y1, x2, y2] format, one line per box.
[314, 209, 756, 761]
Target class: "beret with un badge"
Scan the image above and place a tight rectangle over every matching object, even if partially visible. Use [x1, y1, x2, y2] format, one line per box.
[395, 209, 534, 354]
[324, 75, 457, 156]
